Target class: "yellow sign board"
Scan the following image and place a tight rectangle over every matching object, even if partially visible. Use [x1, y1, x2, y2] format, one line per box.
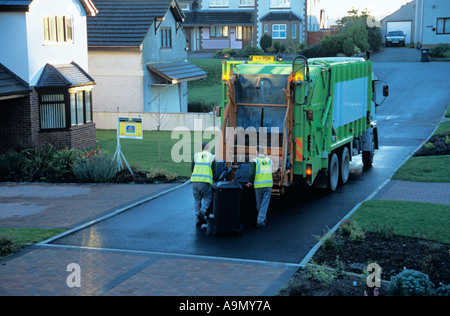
[250, 55, 275, 62]
[118, 117, 143, 139]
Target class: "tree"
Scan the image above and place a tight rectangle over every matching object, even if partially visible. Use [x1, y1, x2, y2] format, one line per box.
[149, 86, 169, 162]
[336, 8, 382, 52]
[321, 7, 381, 55]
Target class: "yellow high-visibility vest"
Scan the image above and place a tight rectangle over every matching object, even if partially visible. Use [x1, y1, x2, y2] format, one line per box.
[253, 156, 273, 189]
[191, 151, 214, 184]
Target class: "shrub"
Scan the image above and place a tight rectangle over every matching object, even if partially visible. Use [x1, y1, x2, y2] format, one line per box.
[349, 222, 366, 242]
[0, 151, 28, 181]
[321, 23, 370, 56]
[304, 262, 335, 286]
[23, 145, 58, 181]
[435, 284, 450, 296]
[215, 47, 236, 58]
[429, 44, 450, 58]
[0, 233, 21, 257]
[260, 34, 272, 52]
[239, 46, 264, 57]
[273, 41, 281, 53]
[286, 40, 306, 56]
[147, 168, 179, 183]
[300, 44, 336, 58]
[367, 26, 382, 52]
[387, 269, 435, 296]
[72, 150, 117, 183]
[339, 220, 353, 236]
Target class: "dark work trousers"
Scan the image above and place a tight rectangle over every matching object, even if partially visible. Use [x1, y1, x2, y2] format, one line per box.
[255, 187, 271, 225]
[192, 182, 212, 216]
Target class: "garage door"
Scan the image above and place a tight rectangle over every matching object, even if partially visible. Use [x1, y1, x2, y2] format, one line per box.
[387, 21, 412, 44]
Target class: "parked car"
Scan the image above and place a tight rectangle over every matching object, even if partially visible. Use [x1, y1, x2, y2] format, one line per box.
[386, 31, 407, 47]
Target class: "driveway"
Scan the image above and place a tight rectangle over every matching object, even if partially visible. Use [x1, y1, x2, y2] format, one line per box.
[370, 46, 425, 62]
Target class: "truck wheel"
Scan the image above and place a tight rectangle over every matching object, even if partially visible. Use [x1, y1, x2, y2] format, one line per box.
[328, 153, 339, 192]
[362, 140, 374, 168]
[340, 147, 350, 184]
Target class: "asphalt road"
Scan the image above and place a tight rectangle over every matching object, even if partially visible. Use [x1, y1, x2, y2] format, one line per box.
[52, 50, 450, 265]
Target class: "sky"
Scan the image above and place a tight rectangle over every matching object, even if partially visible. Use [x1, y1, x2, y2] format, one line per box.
[315, 0, 413, 25]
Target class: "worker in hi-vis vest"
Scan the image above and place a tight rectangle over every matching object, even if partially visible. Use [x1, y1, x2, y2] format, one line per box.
[247, 146, 273, 227]
[191, 142, 216, 226]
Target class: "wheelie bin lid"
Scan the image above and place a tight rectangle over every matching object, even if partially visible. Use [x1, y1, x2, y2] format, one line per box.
[212, 181, 243, 190]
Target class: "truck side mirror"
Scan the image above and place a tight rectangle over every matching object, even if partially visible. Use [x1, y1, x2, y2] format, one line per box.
[383, 85, 389, 97]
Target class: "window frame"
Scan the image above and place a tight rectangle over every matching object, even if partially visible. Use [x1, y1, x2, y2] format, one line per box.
[291, 23, 297, 39]
[236, 26, 243, 40]
[160, 27, 172, 48]
[272, 24, 287, 39]
[38, 87, 92, 131]
[43, 15, 74, 44]
[239, 0, 255, 7]
[210, 26, 228, 38]
[38, 92, 67, 130]
[436, 18, 450, 35]
[209, 0, 228, 7]
[270, 0, 290, 8]
[69, 88, 93, 127]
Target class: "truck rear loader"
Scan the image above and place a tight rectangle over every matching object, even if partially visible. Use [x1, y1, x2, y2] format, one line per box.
[217, 56, 389, 195]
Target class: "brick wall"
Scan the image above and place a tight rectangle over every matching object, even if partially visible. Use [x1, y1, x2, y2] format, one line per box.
[307, 30, 338, 46]
[0, 94, 34, 153]
[0, 88, 96, 154]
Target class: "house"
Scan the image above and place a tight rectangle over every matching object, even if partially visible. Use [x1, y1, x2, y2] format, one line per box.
[0, 0, 98, 154]
[381, 0, 416, 45]
[381, 0, 450, 46]
[257, 0, 305, 48]
[182, 0, 255, 51]
[87, 0, 206, 115]
[182, 0, 306, 52]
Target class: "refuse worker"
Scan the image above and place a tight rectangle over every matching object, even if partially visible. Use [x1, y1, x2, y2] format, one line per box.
[247, 146, 273, 227]
[191, 142, 216, 226]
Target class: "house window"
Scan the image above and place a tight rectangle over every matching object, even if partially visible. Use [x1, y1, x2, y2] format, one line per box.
[70, 89, 92, 126]
[39, 89, 91, 130]
[291, 24, 297, 39]
[272, 24, 287, 39]
[236, 26, 243, 40]
[39, 93, 66, 129]
[270, 0, 290, 8]
[210, 0, 228, 7]
[161, 28, 172, 48]
[437, 18, 450, 34]
[239, 0, 255, 6]
[210, 26, 227, 38]
[264, 24, 268, 33]
[43, 16, 73, 43]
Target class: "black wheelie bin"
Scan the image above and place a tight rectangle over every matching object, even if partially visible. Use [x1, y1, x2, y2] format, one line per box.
[211, 181, 243, 236]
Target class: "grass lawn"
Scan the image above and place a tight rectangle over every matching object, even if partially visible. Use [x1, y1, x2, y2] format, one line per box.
[433, 120, 450, 136]
[187, 59, 223, 107]
[393, 116, 450, 183]
[0, 228, 66, 244]
[96, 129, 215, 178]
[349, 200, 450, 245]
[392, 155, 450, 182]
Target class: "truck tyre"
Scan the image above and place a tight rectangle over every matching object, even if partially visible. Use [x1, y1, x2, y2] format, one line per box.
[340, 147, 350, 184]
[328, 153, 339, 192]
[362, 136, 374, 168]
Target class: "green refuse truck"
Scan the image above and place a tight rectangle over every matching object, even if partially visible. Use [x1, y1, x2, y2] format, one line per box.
[217, 55, 389, 195]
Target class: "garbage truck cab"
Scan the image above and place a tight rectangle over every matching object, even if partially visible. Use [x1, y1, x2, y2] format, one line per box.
[217, 56, 388, 195]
